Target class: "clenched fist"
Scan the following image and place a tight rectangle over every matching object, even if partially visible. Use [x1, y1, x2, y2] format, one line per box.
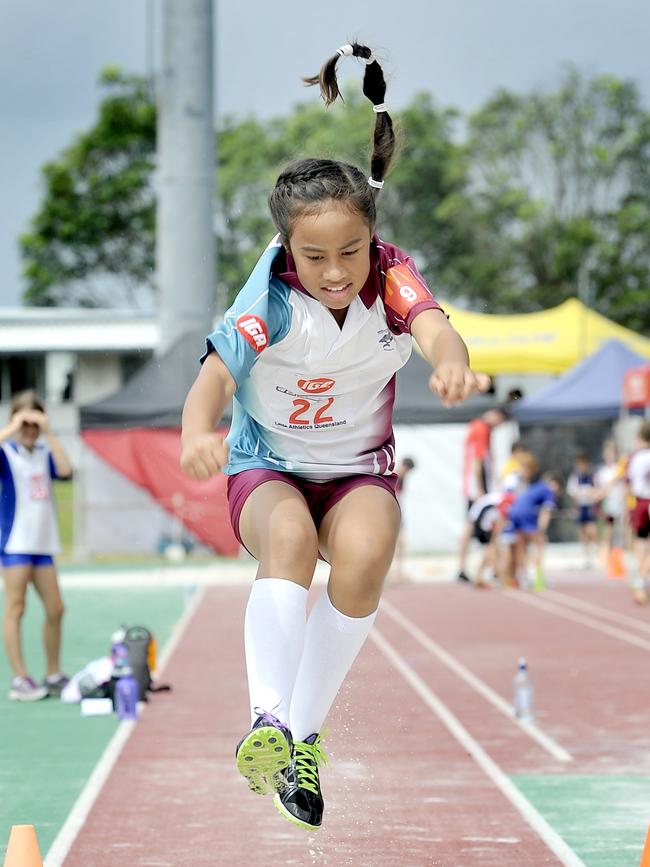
[180, 433, 229, 480]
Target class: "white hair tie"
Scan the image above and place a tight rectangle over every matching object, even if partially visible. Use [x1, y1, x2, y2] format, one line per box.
[372, 103, 388, 113]
[368, 177, 384, 189]
[336, 44, 354, 57]
[363, 53, 376, 66]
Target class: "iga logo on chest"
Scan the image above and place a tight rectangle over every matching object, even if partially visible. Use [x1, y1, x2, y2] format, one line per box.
[237, 315, 269, 352]
[297, 378, 336, 394]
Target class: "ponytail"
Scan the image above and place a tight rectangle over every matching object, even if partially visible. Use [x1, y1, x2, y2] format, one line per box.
[303, 43, 396, 194]
[268, 43, 396, 242]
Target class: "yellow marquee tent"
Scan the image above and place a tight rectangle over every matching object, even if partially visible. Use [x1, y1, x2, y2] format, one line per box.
[440, 297, 650, 375]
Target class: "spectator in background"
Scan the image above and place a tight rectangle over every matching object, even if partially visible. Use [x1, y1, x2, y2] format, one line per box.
[1, 391, 73, 701]
[567, 452, 598, 569]
[499, 440, 529, 493]
[505, 387, 524, 404]
[390, 457, 416, 584]
[594, 439, 626, 561]
[458, 407, 510, 582]
[503, 453, 561, 589]
[626, 422, 650, 605]
[462, 488, 516, 587]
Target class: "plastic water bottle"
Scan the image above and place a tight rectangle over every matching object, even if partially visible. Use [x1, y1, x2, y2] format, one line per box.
[513, 657, 534, 721]
[115, 666, 139, 720]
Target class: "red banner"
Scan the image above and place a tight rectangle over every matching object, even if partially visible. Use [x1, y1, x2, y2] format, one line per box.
[82, 428, 239, 556]
[623, 365, 650, 408]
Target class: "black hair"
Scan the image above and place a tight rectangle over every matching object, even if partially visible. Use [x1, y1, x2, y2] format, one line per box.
[402, 457, 415, 470]
[268, 43, 396, 245]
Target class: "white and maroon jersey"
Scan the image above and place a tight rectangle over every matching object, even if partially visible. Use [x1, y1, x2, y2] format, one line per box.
[0, 440, 61, 554]
[205, 235, 441, 481]
[627, 448, 650, 499]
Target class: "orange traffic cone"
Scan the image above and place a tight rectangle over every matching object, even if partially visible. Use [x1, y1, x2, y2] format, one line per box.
[607, 547, 626, 579]
[3, 825, 43, 867]
[639, 824, 650, 867]
[607, 548, 627, 578]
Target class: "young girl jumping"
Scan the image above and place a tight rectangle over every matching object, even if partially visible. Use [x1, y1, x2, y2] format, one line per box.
[181, 42, 488, 831]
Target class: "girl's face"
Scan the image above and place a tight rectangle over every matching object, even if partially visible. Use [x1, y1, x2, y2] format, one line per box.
[17, 419, 40, 450]
[288, 203, 372, 324]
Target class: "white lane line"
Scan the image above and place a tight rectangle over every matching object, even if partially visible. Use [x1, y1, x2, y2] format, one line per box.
[543, 588, 650, 636]
[370, 628, 586, 867]
[380, 599, 572, 763]
[504, 590, 650, 653]
[44, 587, 205, 867]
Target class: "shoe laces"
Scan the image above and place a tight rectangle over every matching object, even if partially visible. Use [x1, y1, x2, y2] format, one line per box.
[294, 735, 328, 795]
[252, 707, 290, 734]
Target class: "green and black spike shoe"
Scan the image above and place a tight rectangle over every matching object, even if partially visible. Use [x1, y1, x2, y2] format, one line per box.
[235, 711, 293, 796]
[273, 733, 328, 830]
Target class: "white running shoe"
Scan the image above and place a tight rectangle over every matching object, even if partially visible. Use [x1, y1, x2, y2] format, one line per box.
[9, 676, 48, 702]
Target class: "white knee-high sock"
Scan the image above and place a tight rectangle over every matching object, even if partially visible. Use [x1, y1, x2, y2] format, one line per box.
[244, 578, 308, 726]
[289, 590, 377, 741]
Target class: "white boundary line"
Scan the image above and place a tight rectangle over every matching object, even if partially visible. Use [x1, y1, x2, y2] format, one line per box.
[43, 587, 206, 867]
[380, 599, 572, 763]
[543, 588, 650, 636]
[370, 628, 586, 867]
[503, 590, 650, 653]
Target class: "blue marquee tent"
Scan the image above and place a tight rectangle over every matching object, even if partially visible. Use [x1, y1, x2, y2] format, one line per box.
[513, 339, 647, 423]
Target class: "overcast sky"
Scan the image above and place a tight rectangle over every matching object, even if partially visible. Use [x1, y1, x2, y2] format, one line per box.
[1, 0, 649, 308]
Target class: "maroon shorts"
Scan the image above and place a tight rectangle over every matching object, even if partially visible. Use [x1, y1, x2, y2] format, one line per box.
[629, 498, 650, 539]
[227, 469, 398, 551]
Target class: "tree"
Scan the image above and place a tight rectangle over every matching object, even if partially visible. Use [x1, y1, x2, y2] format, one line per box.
[21, 66, 650, 334]
[217, 90, 470, 305]
[464, 68, 650, 331]
[21, 68, 156, 307]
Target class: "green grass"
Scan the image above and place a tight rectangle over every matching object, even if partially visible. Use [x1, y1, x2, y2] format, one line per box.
[513, 775, 650, 866]
[0, 584, 186, 860]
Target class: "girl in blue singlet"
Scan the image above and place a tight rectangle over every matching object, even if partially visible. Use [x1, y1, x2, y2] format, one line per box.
[1, 390, 73, 701]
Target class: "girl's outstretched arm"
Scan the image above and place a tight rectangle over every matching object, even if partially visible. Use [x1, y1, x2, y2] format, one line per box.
[181, 352, 236, 480]
[410, 309, 491, 406]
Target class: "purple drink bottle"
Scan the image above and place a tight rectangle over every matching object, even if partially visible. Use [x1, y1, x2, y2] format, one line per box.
[115, 666, 139, 720]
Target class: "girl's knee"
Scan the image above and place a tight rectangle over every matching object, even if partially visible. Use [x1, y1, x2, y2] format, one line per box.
[264, 521, 319, 569]
[340, 531, 396, 576]
[46, 600, 65, 622]
[4, 599, 25, 621]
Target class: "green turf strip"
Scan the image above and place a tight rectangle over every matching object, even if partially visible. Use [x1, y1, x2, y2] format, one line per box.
[512, 774, 650, 867]
[0, 585, 186, 859]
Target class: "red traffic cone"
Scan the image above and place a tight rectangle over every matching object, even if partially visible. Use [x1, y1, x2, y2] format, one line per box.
[3, 825, 43, 867]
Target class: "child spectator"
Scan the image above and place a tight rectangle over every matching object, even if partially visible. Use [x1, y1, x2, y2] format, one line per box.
[504, 453, 560, 589]
[567, 452, 598, 569]
[625, 422, 650, 605]
[594, 439, 626, 561]
[1, 391, 73, 700]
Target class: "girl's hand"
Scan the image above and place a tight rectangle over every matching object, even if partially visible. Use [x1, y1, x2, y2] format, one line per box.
[180, 433, 229, 480]
[24, 409, 49, 432]
[429, 362, 492, 406]
[9, 409, 48, 434]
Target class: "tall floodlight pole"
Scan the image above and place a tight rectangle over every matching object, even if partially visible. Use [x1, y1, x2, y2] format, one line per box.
[156, 0, 216, 356]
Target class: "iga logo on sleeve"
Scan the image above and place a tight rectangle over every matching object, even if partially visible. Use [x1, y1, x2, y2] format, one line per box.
[237, 315, 269, 352]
